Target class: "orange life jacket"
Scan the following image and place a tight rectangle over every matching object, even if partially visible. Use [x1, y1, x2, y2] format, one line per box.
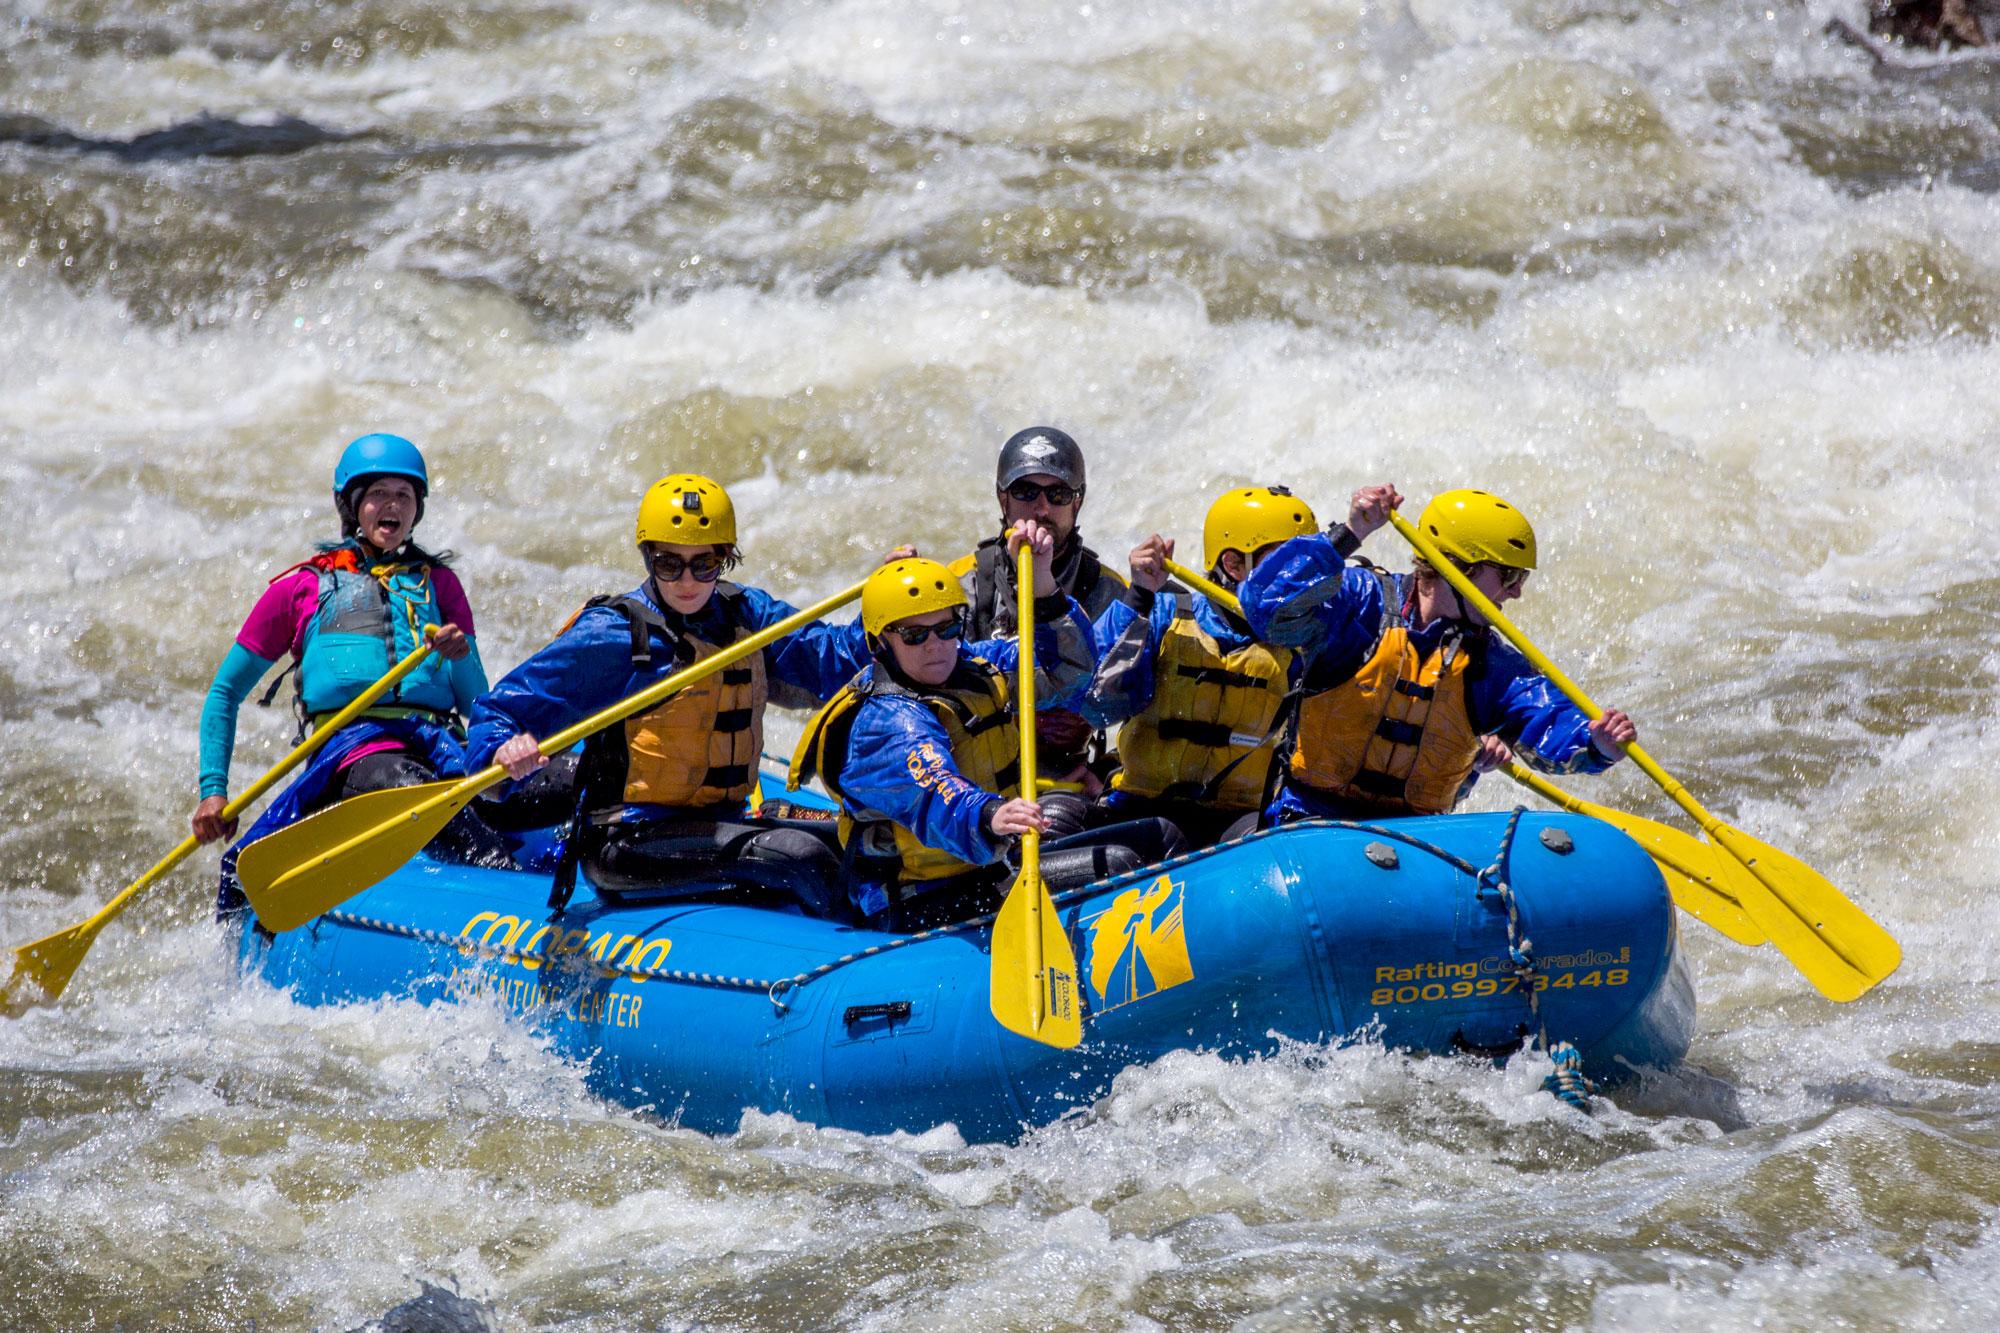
[571, 587, 769, 816]
[1287, 568, 1481, 815]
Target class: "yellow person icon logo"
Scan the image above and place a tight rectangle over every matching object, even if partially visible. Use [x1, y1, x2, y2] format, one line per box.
[1084, 874, 1195, 1012]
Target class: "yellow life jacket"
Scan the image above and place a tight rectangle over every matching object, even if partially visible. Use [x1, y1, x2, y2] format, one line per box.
[1288, 569, 1481, 816]
[1112, 597, 1294, 811]
[791, 657, 1020, 884]
[571, 589, 769, 816]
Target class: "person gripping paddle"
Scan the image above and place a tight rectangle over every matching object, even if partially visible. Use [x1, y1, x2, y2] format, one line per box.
[1237, 484, 1637, 824]
[195, 433, 503, 921]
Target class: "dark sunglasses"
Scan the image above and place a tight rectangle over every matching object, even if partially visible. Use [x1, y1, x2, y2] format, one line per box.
[887, 614, 967, 646]
[1460, 561, 1531, 592]
[1004, 479, 1079, 507]
[649, 550, 727, 583]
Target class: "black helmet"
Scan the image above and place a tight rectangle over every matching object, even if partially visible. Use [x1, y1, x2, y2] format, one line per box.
[996, 426, 1085, 494]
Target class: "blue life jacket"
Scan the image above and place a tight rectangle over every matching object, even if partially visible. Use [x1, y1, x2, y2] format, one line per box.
[293, 544, 457, 720]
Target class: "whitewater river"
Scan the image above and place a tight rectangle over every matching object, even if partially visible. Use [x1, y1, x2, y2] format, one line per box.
[5, 0, 2000, 1327]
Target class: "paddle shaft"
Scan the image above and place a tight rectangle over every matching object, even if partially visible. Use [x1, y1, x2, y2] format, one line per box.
[132, 641, 440, 904]
[126, 638, 445, 902]
[1163, 557, 1241, 615]
[1015, 542, 1043, 1024]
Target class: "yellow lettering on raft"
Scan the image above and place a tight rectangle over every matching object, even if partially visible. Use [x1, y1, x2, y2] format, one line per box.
[624, 937, 672, 979]
[456, 911, 672, 985]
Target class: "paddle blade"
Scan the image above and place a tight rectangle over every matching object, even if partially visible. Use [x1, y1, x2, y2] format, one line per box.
[239, 780, 468, 933]
[4, 918, 104, 1015]
[989, 872, 1083, 1049]
[1707, 821, 1901, 1003]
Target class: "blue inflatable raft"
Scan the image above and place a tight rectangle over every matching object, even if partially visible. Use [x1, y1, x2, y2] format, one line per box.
[242, 806, 1694, 1142]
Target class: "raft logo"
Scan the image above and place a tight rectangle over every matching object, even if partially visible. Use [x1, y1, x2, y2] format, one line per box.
[459, 911, 672, 981]
[1083, 874, 1195, 1012]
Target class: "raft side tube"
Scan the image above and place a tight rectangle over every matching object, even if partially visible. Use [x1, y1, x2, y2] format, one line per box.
[237, 810, 1689, 1140]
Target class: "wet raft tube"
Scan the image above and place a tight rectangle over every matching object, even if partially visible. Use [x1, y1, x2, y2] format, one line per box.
[242, 810, 1694, 1142]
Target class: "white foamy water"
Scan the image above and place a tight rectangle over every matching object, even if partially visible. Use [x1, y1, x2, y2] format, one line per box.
[5, 0, 2000, 1326]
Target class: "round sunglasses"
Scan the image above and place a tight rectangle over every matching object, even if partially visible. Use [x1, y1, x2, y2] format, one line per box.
[649, 550, 728, 583]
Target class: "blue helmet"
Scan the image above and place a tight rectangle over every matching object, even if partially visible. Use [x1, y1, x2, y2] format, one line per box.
[333, 433, 429, 536]
[333, 433, 428, 498]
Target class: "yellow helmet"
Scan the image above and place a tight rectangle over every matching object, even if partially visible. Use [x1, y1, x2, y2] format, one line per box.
[636, 474, 736, 547]
[1416, 489, 1537, 570]
[862, 558, 968, 636]
[1202, 485, 1318, 569]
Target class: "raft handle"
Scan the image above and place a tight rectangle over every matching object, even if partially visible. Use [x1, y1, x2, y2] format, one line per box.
[843, 1001, 912, 1028]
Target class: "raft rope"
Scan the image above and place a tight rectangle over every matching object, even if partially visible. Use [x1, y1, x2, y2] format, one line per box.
[319, 910, 787, 994]
[1474, 806, 1594, 1113]
[327, 817, 1494, 1002]
[319, 809, 1598, 1111]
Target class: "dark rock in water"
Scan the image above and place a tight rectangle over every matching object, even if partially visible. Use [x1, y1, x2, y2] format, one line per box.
[0, 111, 354, 162]
[1868, 0, 1995, 49]
[350, 1280, 505, 1333]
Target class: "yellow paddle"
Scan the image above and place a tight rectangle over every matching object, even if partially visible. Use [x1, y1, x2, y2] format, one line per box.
[1162, 555, 1764, 945]
[1388, 511, 1899, 1002]
[988, 540, 1083, 1048]
[240, 581, 866, 933]
[3, 637, 443, 1016]
[1498, 762, 1765, 947]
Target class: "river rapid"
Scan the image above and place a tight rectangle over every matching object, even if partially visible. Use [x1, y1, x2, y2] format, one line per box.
[4, 0, 1999, 1328]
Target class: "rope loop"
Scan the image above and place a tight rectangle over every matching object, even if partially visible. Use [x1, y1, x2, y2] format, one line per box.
[1543, 1041, 1594, 1111]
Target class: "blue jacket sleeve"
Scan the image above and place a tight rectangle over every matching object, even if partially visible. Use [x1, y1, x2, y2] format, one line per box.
[198, 643, 279, 799]
[1239, 535, 1386, 671]
[1468, 640, 1615, 776]
[462, 609, 640, 772]
[839, 696, 1006, 868]
[739, 587, 873, 704]
[1082, 586, 1171, 728]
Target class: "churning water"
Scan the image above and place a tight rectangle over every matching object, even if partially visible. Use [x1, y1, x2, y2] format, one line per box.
[4, 0, 2000, 1327]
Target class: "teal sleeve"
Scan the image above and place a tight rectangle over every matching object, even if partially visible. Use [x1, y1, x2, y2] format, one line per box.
[198, 643, 279, 799]
[450, 638, 489, 715]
